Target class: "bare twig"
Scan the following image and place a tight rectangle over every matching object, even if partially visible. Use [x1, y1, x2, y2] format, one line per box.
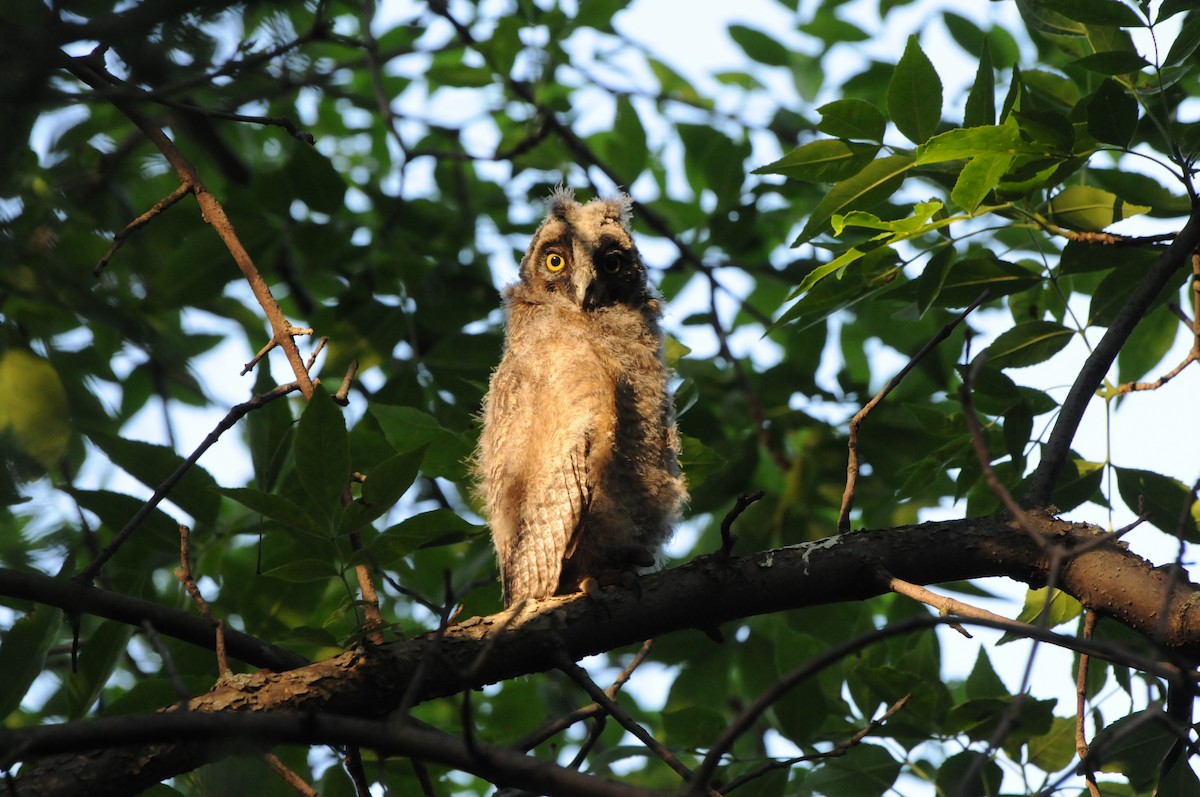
[175, 525, 229, 677]
[76, 378, 310, 584]
[139, 620, 191, 707]
[517, 640, 656, 752]
[719, 491, 765, 556]
[838, 291, 989, 532]
[265, 753, 320, 797]
[1075, 611, 1102, 797]
[557, 653, 718, 795]
[334, 359, 359, 406]
[94, 182, 191, 275]
[1025, 207, 1200, 507]
[63, 53, 318, 401]
[717, 695, 910, 794]
[958, 356, 1048, 551]
[887, 575, 1013, 637]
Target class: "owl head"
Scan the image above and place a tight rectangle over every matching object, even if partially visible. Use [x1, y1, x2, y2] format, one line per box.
[518, 187, 650, 310]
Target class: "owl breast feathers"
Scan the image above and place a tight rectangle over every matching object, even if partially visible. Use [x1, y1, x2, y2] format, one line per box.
[474, 187, 687, 607]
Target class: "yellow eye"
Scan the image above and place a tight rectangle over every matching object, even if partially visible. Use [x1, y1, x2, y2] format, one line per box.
[603, 253, 623, 274]
[545, 253, 566, 272]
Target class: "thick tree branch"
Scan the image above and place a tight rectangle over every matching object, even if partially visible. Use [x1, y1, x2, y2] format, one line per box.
[1024, 207, 1200, 505]
[11, 512, 1200, 795]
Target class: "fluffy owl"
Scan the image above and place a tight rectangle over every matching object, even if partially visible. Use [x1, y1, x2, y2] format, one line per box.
[474, 187, 686, 607]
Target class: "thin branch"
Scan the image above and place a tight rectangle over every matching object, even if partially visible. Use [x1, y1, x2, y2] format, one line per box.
[0, 567, 306, 672]
[93, 181, 191, 275]
[76, 378, 309, 584]
[887, 576, 1013, 637]
[838, 291, 989, 532]
[1024, 206, 1200, 506]
[1075, 611, 1102, 797]
[719, 491, 765, 556]
[717, 695, 910, 794]
[958, 355, 1048, 551]
[557, 654, 718, 796]
[175, 525, 229, 677]
[62, 52, 317, 402]
[265, 753, 320, 797]
[139, 620, 191, 707]
[517, 640, 656, 752]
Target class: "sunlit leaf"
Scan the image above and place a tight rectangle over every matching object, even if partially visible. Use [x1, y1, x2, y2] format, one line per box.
[796, 154, 915, 242]
[817, 99, 887, 141]
[1045, 185, 1151, 231]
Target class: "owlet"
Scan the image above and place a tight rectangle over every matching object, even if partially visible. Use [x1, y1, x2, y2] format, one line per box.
[475, 187, 686, 607]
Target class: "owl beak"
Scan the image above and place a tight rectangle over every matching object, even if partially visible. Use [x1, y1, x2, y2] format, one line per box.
[573, 266, 601, 310]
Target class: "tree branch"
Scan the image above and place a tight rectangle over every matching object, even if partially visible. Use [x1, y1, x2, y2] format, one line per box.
[11, 512, 1200, 794]
[1024, 207, 1200, 506]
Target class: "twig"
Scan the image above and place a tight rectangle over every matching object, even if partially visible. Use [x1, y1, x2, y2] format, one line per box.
[717, 695, 910, 794]
[887, 576, 1013, 637]
[516, 640, 656, 752]
[958, 355, 1049, 551]
[719, 491, 765, 556]
[557, 653, 718, 795]
[1075, 611, 1102, 797]
[63, 52, 318, 402]
[1025, 207, 1200, 507]
[139, 620, 191, 707]
[838, 291, 989, 532]
[265, 753, 320, 797]
[76, 378, 309, 584]
[93, 182, 191, 275]
[334, 359, 358, 406]
[175, 525, 229, 676]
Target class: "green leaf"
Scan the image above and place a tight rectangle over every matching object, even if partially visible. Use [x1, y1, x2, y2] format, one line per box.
[951, 153, 1014, 211]
[803, 741, 901, 797]
[965, 648, 1007, 699]
[339, 447, 425, 534]
[679, 434, 725, 489]
[262, 558, 340, 583]
[295, 388, 350, 520]
[983, 321, 1073, 369]
[816, 99, 887, 141]
[1117, 305, 1180, 384]
[935, 751, 1003, 797]
[754, 139, 878, 183]
[0, 349, 70, 471]
[1164, 14, 1200, 66]
[929, 255, 1041, 308]
[963, 38, 995, 127]
[1051, 457, 1106, 512]
[1085, 79, 1139, 147]
[727, 25, 791, 67]
[1050, 0, 1145, 27]
[366, 509, 483, 565]
[284, 144, 348, 216]
[917, 123, 1048, 164]
[1046, 185, 1152, 231]
[1092, 710, 1174, 791]
[1115, 467, 1197, 539]
[0, 604, 62, 720]
[88, 434, 221, 527]
[796, 154, 915, 243]
[1027, 716, 1079, 772]
[220, 487, 326, 537]
[1073, 50, 1151, 75]
[1011, 587, 1082, 631]
[887, 36, 943, 145]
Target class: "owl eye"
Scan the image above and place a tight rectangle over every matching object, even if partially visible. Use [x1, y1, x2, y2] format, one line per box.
[545, 253, 566, 272]
[603, 252, 624, 274]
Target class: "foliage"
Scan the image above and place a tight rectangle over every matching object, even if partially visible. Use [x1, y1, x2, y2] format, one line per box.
[2, 0, 1200, 795]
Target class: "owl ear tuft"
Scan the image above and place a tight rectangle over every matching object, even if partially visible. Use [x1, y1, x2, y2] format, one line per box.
[606, 193, 634, 229]
[547, 184, 577, 219]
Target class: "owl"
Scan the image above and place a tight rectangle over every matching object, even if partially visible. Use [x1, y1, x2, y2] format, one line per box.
[474, 187, 687, 607]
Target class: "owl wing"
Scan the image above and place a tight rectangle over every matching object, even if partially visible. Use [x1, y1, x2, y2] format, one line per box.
[504, 430, 593, 605]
